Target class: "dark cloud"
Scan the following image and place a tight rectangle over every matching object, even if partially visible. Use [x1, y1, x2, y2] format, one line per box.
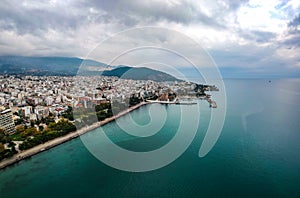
[239, 30, 277, 43]
[282, 34, 300, 47]
[81, 0, 248, 29]
[0, 0, 299, 74]
[0, 0, 250, 36]
[86, 0, 226, 29]
[0, 0, 108, 35]
[281, 12, 300, 48]
[288, 13, 300, 28]
[287, 12, 300, 40]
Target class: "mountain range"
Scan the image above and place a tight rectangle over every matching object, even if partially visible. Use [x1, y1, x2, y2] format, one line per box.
[0, 56, 180, 82]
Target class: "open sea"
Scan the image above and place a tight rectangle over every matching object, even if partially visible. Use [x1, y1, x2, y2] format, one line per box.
[0, 79, 300, 197]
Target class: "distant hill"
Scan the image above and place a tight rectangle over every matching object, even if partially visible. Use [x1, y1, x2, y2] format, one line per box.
[0, 56, 180, 81]
[102, 66, 180, 82]
[0, 56, 106, 76]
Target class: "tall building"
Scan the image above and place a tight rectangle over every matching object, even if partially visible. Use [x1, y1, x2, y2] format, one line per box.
[0, 109, 16, 134]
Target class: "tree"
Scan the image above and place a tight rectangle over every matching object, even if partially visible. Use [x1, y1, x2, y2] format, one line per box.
[30, 120, 35, 127]
[8, 141, 16, 148]
[0, 143, 4, 152]
[129, 94, 141, 106]
[21, 127, 38, 138]
[16, 125, 25, 134]
[35, 119, 41, 125]
[14, 118, 24, 125]
[61, 106, 74, 121]
[48, 119, 76, 133]
[96, 110, 107, 121]
[95, 103, 111, 112]
[0, 130, 11, 143]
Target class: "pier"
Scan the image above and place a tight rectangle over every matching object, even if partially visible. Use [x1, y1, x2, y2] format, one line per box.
[146, 97, 197, 105]
[207, 99, 217, 108]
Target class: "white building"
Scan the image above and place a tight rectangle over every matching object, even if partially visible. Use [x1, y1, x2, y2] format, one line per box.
[21, 106, 33, 117]
[45, 97, 54, 106]
[34, 106, 49, 120]
[29, 113, 37, 121]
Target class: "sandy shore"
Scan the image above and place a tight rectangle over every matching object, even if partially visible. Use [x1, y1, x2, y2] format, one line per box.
[0, 102, 148, 170]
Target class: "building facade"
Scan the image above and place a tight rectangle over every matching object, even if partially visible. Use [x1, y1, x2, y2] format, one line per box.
[0, 109, 16, 134]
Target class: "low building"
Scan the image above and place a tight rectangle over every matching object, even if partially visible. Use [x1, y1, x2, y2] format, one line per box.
[29, 113, 37, 121]
[21, 106, 33, 117]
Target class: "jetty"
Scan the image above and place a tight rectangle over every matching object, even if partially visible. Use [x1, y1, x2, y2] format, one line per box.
[207, 99, 217, 108]
[146, 97, 197, 105]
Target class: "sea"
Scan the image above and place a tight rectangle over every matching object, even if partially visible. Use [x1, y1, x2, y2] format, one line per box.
[0, 79, 300, 197]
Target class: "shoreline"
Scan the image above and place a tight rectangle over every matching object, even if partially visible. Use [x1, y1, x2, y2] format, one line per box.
[0, 102, 148, 170]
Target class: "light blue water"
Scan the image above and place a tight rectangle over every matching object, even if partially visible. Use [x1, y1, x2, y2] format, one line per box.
[0, 79, 300, 197]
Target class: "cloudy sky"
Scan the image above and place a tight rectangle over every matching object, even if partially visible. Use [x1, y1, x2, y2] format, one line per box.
[1, 0, 300, 77]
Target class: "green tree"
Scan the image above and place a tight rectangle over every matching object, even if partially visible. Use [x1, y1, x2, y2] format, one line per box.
[8, 141, 16, 148]
[16, 125, 25, 134]
[30, 120, 35, 127]
[21, 127, 38, 138]
[0, 143, 4, 152]
[0, 130, 11, 143]
[96, 110, 107, 121]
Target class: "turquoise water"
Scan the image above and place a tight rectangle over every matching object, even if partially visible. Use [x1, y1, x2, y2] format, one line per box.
[0, 79, 300, 197]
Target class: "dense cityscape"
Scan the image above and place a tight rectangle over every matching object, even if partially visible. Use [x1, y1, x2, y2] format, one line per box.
[1, 1, 299, 197]
[0, 75, 217, 162]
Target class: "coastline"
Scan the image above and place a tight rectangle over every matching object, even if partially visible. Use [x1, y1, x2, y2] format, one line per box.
[0, 102, 148, 170]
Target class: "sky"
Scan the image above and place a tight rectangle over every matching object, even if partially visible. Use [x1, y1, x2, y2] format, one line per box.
[0, 0, 300, 77]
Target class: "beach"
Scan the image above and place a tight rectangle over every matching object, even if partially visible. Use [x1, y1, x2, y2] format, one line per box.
[0, 102, 148, 170]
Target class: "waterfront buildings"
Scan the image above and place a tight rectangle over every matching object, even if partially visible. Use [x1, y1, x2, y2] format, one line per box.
[0, 75, 208, 133]
[0, 109, 15, 134]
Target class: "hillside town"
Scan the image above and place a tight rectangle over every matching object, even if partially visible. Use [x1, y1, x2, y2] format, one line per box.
[0, 75, 217, 161]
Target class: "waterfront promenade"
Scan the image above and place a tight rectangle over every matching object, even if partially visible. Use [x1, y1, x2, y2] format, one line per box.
[0, 102, 148, 170]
